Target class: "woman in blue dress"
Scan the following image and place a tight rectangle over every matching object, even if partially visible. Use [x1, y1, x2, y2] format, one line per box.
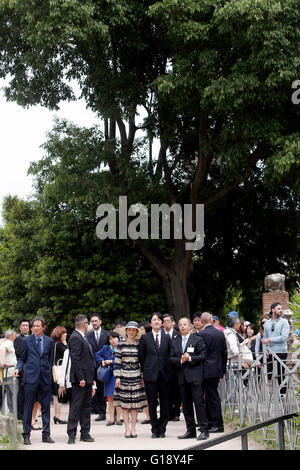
[95, 331, 122, 426]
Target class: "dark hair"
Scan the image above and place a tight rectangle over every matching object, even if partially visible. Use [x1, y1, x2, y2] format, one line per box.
[114, 320, 126, 328]
[19, 318, 30, 326]
[269, 302, 281, 315]
[108, 331, 120, 341]
[90, 313, 101, 321]
[246, 323, 257, 336]
[139, 321, 152, 333]
[149, 312, 162, 323]
[162, 314, 174, 321]
[32, 317, 46, 327]
[259, 314, 270, 335]
[192, 311, 202, 321]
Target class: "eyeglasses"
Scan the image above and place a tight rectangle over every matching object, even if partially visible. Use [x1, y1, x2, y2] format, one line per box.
[271, 323, 275, 332]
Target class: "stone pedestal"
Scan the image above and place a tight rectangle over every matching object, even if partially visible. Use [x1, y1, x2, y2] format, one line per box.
[262, 273, 290, 314]
[263, 273, 295, 352]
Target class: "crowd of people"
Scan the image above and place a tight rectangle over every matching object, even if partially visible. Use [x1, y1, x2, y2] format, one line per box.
[0, 301, 296, 446]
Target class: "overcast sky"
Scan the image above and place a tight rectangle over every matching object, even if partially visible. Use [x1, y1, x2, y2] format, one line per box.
[0, 79, 99, 226]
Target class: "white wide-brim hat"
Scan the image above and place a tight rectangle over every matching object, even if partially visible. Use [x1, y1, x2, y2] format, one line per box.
[119, 321, 142, 340]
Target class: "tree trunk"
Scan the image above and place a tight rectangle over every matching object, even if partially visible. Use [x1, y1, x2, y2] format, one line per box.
[160, 264, 190, 322]
[133, 238, 192, 323]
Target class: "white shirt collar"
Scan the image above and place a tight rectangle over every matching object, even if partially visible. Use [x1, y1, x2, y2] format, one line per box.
[76, 329, 86, 338]
[152, 330, 161, 339]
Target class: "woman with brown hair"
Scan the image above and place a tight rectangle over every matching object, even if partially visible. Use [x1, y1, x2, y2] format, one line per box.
[255, 314, 270, 359]
[50, 326, 68, 424]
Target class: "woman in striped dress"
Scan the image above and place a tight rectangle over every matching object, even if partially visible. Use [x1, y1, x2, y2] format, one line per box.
[113, 321, 147, 438]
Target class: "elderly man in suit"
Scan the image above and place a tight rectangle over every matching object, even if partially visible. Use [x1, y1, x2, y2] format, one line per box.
[162, 313, 181, 422]
[170, 317, 209, 441]
[86, 313, 109, 421]
[138, 312, 172, 438]
[13, 317, 55, 446]
[67, 314, 96, 444]
[198, 312, 227, 433]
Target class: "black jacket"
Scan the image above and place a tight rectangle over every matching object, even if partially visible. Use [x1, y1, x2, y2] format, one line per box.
[170, 333, 206, 385]
[197, 325, 227, 379]
[138, 330, 172, 382]
[86, 329, 109, 367]
[68, 330, 96, 384]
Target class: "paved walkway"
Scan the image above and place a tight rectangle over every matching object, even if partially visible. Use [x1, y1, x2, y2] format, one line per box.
[20, 404, 266, 451]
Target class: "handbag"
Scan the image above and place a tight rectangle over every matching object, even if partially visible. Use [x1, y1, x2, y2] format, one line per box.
[52, 343, 63, 383]
[58, 350, 72, 404]
[97, 365, 112, 384]
[240, 343, 253, 364]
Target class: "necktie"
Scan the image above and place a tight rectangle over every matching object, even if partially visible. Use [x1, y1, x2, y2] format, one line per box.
[182, 336, 187, 353]
[156, 333, 160, 351]
[96, 331, 99, 344]
[37, 337, 42, 355]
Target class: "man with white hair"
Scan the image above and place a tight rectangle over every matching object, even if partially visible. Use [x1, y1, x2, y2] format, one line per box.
[0, 329, 17, 413]
[198, 313, 227, 433]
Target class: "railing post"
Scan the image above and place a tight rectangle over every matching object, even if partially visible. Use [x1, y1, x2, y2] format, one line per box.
[241, 433, 248, 450]
[277, 420, 285, 450]
[237, 355, 245, 426]
[12, 377, 18, 450]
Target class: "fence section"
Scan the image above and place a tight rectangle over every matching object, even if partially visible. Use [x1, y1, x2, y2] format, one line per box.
[219, 345, 300, 449]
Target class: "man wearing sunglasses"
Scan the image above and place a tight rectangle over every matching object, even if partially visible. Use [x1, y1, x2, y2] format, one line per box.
[261, 302, 290, 394]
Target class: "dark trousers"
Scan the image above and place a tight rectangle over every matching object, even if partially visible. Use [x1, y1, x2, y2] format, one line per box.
[17, 378, 25, 420]
[67, 383, 92, 438]
[22, 381, 52, 437]
[145, 373, 170, 435]
[168, 371, 181, 419]
[203, 378, 223, 429]
[179, 379, 208, 433]
[267, 352, 288, 394]
[91, 378, 106, 416]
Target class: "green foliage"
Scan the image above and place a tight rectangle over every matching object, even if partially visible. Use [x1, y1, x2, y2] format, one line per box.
[0, 0, 299, 321]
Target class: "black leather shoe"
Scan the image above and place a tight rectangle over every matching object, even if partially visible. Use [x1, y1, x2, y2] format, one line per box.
[23, 436, 31, 445]
[172, 416, 180, 422]
[151, 433, 159, 438]
[159, 433, 165, 438]
[197, 432, 209, 440]
[95, 415, 106, 421]
[67, 436, 76, 444]
[42, 436, 55, 443]
[208, 426, 224, 433]
[80, 434, 95, 442]
[177, 431, 196, 439]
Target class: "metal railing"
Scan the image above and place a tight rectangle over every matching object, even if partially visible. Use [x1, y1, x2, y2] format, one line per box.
[218, 345, 300, 449]
[0, 367, 18, 450]
[185, 412, 299, 450]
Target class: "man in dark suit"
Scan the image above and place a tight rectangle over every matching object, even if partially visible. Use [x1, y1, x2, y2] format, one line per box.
[162, 313, 181, 422]
[13, 317, 54, 445]
[86, 313, 109, 421]
[197, 312, 227, 433]
[67, 314, 96, 444]
[170, 317, 209, 441]
[13, 317, 30, 420]
[138, 312, 172, 438]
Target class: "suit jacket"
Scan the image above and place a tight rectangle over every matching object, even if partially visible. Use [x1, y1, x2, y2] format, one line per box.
[13, 333, 27, 361]
[86, 329, 109, 367]
[68, 330, 96, 384]
[170, 333, 206, 385]
[138, 330, 172, 382]
[15, 334, 54, 384]
[197, 325, 227, 379]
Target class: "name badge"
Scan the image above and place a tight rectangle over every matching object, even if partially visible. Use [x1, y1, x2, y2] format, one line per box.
[187, 347, 194, 353]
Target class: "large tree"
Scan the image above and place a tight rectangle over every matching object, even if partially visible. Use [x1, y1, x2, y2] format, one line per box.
[0, 0, 299, 320]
